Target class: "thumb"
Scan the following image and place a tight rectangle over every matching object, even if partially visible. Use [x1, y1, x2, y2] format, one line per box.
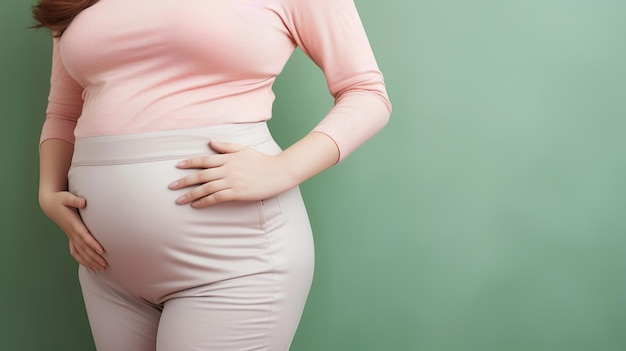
[63, 192, 87, 209]
[209, 141, 247, 154]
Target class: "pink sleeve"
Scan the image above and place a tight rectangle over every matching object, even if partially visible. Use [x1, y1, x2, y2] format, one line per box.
[282, 0, 392, 161]
[39, 39, 84, 145]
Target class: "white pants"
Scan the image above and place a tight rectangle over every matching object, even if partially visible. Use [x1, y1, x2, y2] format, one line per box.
[69, 123, 315, 350]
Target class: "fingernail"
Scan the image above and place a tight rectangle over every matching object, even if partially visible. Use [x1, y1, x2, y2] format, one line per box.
[176, 195, 186, 204]
[177, 161, 186, 167]
[169, 181, 179, 189]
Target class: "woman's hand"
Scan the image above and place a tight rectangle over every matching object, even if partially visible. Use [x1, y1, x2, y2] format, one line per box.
[169, 141, 296, 208]
[39, 191, 107, 271]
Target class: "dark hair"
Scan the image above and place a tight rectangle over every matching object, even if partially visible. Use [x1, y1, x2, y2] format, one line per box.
[32, 0, 99, 37]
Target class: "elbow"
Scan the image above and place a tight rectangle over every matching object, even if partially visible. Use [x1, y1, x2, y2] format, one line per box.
[364, 88, 392, 131]
[379, 93, 392, 127]
[335, 77, 392, 128]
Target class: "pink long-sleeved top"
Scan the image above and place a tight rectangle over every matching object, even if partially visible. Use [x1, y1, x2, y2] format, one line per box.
[41, 0, 391, 160]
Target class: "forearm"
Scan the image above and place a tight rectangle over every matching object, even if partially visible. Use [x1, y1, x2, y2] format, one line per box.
[39, 138, 74, 196]
[277, 131, 340, 188]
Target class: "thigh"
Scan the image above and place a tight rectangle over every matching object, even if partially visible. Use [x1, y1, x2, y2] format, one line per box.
[79, 266, 162, 351]
[156, 188, 315, 351]
[156, 273, 273, 351]
[156, 271, 310, 351]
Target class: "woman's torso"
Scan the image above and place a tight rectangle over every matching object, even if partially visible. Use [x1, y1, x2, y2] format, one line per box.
[60, 0, 297, 138]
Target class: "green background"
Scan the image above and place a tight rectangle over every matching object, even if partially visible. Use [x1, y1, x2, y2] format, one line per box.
[2, 0, 625, 350]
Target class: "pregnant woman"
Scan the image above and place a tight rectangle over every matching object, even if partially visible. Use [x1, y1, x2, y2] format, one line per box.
[33, 0, 391, 350]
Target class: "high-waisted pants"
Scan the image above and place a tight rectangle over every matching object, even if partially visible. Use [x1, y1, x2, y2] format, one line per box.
[68, 123, 315, 351]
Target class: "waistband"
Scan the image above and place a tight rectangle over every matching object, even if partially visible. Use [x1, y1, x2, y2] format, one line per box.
[72, 123, 272, 166]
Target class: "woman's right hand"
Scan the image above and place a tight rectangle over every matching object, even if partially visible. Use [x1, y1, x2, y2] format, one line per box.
[39, 191, 107, 271]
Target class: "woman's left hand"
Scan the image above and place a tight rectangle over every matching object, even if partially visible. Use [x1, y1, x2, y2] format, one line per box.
[169, 141, 295, 208]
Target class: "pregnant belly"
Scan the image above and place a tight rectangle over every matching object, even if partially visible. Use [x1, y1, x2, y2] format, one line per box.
[68, 159, 271, 297]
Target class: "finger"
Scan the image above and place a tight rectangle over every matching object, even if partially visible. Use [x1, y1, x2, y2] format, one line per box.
[65, 215, 108, 269]
[65, 210, 106, 255]
[169, 167, 224, 190]
[209, 141, 248, 154]
[80, 229, 106, 256]
[191, 188, 236, 208]
[176, 154, 226, 169]
[62, 192, 87, 209]
[72, 238, 108, 270]
[176, 178, 229, 204]
[69, 242, 94, 270]
[69, 241, 103, 271]
[75, 231, 107, 268]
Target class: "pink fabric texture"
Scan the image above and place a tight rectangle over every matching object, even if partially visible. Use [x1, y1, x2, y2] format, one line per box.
[40, 0, 391, 160]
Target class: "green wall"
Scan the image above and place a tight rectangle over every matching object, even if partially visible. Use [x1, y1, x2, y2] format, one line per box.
[2, 1, 625, 350]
